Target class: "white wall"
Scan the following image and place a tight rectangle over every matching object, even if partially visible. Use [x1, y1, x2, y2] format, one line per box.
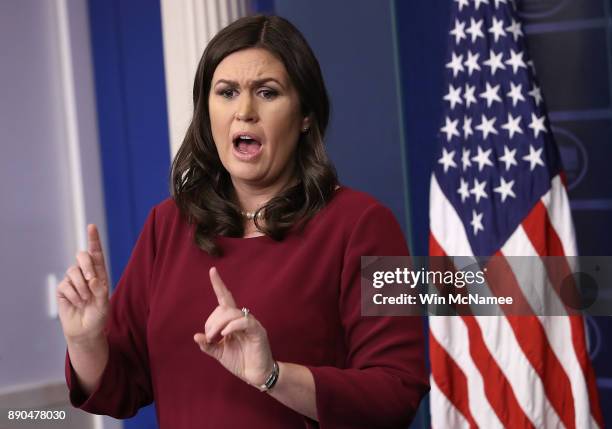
[0, 0, 113, 427]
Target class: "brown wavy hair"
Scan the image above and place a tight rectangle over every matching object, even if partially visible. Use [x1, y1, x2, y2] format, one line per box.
[171, 15, 339, 256]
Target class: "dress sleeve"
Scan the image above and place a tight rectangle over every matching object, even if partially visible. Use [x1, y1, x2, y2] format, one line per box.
[307, 203, 429, 429]
[64, 207, 157, 418]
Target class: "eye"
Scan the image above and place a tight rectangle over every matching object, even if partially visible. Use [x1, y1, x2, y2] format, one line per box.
[258, 88, 278, 100]
[217, 88, 237, 99]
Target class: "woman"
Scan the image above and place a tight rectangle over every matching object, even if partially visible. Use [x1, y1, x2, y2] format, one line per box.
[58, 15, 428, 429]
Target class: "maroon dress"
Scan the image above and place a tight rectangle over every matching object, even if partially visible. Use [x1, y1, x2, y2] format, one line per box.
[65, 186, 429, 428]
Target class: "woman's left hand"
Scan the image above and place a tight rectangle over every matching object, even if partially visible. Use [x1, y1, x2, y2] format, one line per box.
[193, 267, 275, 388]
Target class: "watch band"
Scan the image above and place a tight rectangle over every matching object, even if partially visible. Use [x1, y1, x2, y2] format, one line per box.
[258, 361, 279, 392]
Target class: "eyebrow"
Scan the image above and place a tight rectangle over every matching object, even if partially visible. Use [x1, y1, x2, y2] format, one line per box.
[213, 78, 285, 90]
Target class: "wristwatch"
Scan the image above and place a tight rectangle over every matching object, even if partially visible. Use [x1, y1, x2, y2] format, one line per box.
[258, 361, 280, 392]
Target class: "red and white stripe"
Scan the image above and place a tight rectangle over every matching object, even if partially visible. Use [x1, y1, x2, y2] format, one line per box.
[429, 174, 603, 429]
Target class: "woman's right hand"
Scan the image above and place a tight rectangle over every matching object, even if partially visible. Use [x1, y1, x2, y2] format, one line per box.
[57, 224, 110, 345]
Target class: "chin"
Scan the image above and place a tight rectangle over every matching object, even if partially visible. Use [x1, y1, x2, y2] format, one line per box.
[226, 165, 266, 183]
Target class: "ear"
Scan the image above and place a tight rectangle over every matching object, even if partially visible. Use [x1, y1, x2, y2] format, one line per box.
[301, 115, 312, 133]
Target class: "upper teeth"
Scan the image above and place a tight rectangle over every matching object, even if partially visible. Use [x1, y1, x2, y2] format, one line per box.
[239, 135, 252, 140]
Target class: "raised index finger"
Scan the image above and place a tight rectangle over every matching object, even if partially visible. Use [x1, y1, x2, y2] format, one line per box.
[87, 224, 107, 276]
[209, 267, 236, 308]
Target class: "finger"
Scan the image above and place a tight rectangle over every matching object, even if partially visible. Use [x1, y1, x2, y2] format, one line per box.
[220, 316, 250, 337]
[76, 251, 96, 282]
[66, 265, 91, 301]
[89, 276, 109, 304]
[193, 333, 223, 360]
[203, 305, 224, 337]
[209, 267, 236, 308]
[57, 276, 84, 308]
[87, 224, 108, 277]
[204, 306, 243, 343]
[57, 277, 82, 308]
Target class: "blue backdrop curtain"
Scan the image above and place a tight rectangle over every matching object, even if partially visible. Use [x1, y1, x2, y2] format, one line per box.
[87, 0, 170, 427]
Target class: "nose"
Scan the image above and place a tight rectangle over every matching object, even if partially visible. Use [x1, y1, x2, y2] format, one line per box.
[234, 93, 257, 122]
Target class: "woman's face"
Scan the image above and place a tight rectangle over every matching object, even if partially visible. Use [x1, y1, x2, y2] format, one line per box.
[208, 48, 310, 188]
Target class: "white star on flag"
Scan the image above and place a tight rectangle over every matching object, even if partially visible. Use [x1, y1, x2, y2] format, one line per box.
[471, 145, 494, 171]
[461, 147, 472, 170]
[450, 19, 467, 44]
[453, 0, 469, 11]
[444, 84, 463, 110]
[505, 49, 527, 74]
[464, 84, 477, 107]
[493, 0, 508, 8]
[523, 144, 545, 170]
[498, 145, 518, 170]
[527, 59, 537, 74]
[493, 177, 516, 202]
[441, 117, 460, 142]
[501, 112, 523, 138]
[506, 18, 523, 41]
[479, 82, 502, 107]
[446, 52, 464, 77]
[466, 18, 485, 43]
[528, 113, 547, 138]
[529, 84, 543, 106]
[464, 51, 481, 75]
[463, 116, 473, 140]
[483, 49, 506, 75]
[470, 209, 484, 235]
[470, 178, 488, 203]
[507, 82, 525, 106]
[457, 178, 470, 202]
[475, 114, 498, 140]
[488, 17, 506, 42]
[438, 147, 457, 172]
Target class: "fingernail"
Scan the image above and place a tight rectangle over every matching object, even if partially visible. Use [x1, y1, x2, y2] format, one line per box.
[84, 272, 92, 280]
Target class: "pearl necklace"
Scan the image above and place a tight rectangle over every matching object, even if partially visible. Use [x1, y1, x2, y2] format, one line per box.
[240, 209, 264, 220]
[241, 211, 255, 220]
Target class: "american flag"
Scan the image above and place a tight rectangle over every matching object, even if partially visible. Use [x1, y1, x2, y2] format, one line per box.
[428, 0, 603, 427]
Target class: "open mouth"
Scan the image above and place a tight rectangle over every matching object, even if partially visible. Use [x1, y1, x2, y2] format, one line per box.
[232, 134, 262, 156]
